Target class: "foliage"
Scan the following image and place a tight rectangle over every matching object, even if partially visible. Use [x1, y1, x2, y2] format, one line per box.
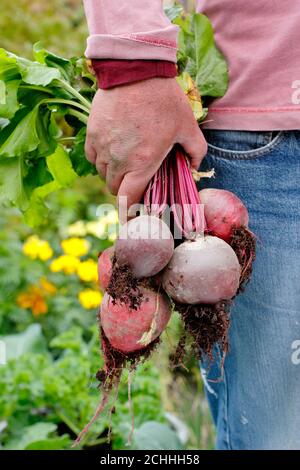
[0, 202, 181, 450]
[0, 0, 87, 59]
[0, 8, 228, 227]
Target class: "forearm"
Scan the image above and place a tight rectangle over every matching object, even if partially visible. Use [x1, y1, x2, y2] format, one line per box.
[83, 0, 178, 61]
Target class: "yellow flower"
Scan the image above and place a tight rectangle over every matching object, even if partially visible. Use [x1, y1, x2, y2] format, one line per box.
[61, 237, 90, 258]
[77, 259, 98, 283]
[67, 221, 87, 237]
[39, 277, 57, 295]
[50, 255, 80, 274]
[17, 286, 48, 318]
[85, 221, 106, 238]
[78, 289, 102, 309]
[23, 235, 53, 261]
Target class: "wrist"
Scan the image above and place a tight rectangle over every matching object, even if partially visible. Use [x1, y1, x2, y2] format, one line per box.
[91, 59, 177, 90]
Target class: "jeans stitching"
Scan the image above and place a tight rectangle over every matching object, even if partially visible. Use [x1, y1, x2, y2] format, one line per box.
[206, 130, 285, 160]
[222, 365, 231, 449]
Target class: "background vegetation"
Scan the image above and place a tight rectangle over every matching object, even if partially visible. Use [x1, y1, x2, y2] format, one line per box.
[0, 0, 214, 450]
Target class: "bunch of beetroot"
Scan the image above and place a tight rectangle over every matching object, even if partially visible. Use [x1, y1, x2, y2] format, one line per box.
[74, 146, 256, 445]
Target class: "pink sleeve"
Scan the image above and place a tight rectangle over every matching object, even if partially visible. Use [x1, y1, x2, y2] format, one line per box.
[83, 0, 178, 62]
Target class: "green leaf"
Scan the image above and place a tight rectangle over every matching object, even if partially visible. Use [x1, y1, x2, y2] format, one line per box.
[24, 157, 52, 194]
[5, 423, 57, 450]
[0, 80, 20, 119]
[0, 324, 47, 361]
[69, 128, 97, 177]
[183, 14, 229, 98]
[194, 14, 228, 97]
[50, 327, 86, 353]
[46, 145, 77, 187]
[35, 108, 57, 157]
[0, 80, 5, 104]
[21, 63, 61, 86]
[23, 180, 59, 226]
[0, 49, 21, 81]
[132, 421, 183, 450]
[164, 3, 184, 22]
[33, 43, 74, 82]
[23, 146, 78, 226]
[25, 435, 71, 450]
[0, 106, 39, 157]
[0, 156, 28, 209]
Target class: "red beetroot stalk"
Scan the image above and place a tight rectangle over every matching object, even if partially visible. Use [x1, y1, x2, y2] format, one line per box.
[144, 157, 168, 217]
[170, 147, 206, 239]
[144, 146, 206, 239]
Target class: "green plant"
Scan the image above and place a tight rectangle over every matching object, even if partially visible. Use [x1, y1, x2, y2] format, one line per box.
[0, 9, 228, 227]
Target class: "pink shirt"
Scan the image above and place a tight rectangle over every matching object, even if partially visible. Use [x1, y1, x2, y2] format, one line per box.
[83, 0, 300, 131]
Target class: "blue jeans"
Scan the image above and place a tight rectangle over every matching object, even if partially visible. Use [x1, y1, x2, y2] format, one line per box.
[199, 130, 300, 450]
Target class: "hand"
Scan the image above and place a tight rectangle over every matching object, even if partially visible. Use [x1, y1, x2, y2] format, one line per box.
[85, 77, 207, 217]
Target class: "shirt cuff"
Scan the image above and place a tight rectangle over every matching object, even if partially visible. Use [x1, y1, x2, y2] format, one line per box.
[91, 59, 177, 89]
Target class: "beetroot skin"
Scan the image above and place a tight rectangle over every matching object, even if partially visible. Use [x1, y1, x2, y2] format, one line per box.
[115, 215, 174, 278]
[162, 236, 241, 304]
[199, 188, 249, 242]
[98, 246, 114, 291]
[100, 287, 172, 353]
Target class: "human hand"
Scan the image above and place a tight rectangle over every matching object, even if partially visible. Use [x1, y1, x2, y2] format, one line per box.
[85, 77, 207, 217]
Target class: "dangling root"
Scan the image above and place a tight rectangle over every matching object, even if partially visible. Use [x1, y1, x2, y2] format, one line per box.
[230, 226, 256, 289]
[107, 255, 142, 310]
[169, 331, 187, 370]
[72, 374, 121, 447]
[126, 369, 135, 446]
[73, 326, 159, 447]
[174, 300, 231, 361]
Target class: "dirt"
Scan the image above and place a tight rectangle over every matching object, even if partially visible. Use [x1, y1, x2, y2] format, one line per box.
[173, 300, 231, 363]
[106, 255, 143, 310]
[230, 225, 256, 290]
[97, 325, 160, 389]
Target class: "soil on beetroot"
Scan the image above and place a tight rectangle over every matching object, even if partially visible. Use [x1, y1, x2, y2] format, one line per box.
[230, 225, 256, 289]
[172, 300, 231, 364]
[106, 255, 143, 309]
[97, 326, 160, 389]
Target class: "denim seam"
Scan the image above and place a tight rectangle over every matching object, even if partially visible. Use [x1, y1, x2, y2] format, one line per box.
[207, 130, 285, 160]
[223, 366, 231, 449]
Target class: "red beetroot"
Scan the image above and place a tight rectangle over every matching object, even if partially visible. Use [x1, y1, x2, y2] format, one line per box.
[98, 247, 114, 290]
[100, 287, 172, 353]
[162, 235, 240, 305]
[115, 215, 174, 278]
[199, 188, 249, 242]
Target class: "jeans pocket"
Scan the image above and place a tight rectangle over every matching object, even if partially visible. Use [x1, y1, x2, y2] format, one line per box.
[203, 130, 284, 160]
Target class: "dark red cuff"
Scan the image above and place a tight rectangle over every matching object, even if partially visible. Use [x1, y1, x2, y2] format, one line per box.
[91, 59, 177, 89]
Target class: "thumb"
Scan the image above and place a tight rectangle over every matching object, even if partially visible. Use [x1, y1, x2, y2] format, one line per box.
[178, 121, 208, 170]
[117, 171, 151, 224]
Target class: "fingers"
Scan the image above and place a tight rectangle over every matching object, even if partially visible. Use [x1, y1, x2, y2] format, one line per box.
[84, 138, 97, 165]
[96, 160, 107, 180]
[179, 122, 208, 170]
[117, 171, 152, 224]
[105, 154, 127, 195]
